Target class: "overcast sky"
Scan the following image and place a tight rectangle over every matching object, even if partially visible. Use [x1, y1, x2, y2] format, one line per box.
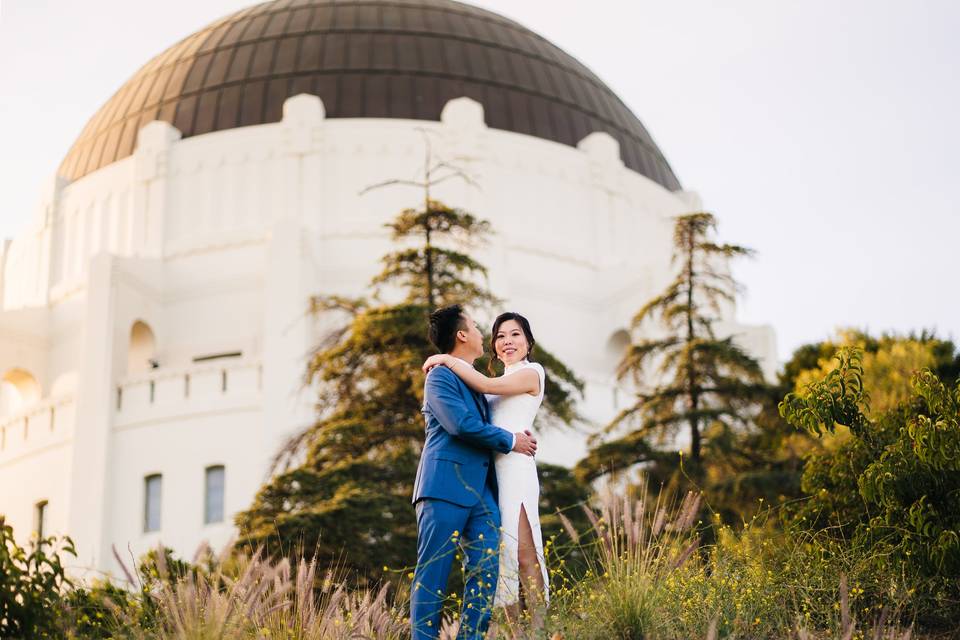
[1, 0, 957, 362]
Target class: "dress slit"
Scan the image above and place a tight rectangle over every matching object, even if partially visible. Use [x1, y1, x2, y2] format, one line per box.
[516, 503, 545, 603]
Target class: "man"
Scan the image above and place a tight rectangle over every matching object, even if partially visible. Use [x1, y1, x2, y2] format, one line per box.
[411, 304, 538, 639]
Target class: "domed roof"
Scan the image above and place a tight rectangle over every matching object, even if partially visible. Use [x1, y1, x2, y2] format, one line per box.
[60, 0, 680, 190]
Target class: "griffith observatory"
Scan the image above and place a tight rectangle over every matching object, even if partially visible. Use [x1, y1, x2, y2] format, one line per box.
[0, 0, 776, 577]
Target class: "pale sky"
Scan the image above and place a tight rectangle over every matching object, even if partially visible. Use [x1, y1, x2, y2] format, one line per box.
[1, 0, 957, 362]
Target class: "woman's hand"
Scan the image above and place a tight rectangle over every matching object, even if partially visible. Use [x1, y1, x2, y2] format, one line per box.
[422, 354, 454, 374]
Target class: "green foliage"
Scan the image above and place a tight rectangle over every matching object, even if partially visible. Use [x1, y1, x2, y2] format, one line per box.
[780, 347, 960, 627]
[0, 517, 74, 639]
[544, 487, 916, 639]
[790, 329, 959, 417]
[64, 545, 201, 638]
[578, 212, 765, 486]
[374, 203, 498, 309]
[710, 330, 960, 527]
[66, 579, 141, 638]
[237, 194, 584, 584]
[780, 348, 872, 437]
[2, 498, 942, 638]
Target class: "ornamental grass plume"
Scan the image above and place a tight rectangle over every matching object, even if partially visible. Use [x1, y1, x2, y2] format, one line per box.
[545, 476, 919, 639]
[112, 543, 407, 640]
[546, 477, 704, 640]
[583, 478, 702, 582]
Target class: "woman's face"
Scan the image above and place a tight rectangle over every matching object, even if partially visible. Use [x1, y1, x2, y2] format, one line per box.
[494, 319, 529, 366]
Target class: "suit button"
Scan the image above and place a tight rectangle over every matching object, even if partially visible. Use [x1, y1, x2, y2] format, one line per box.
[483, 462, 489, 467]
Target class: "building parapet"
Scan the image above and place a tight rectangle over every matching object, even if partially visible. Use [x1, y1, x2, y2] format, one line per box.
[113, 358, 263, 430]
[0, 395, 75, 463]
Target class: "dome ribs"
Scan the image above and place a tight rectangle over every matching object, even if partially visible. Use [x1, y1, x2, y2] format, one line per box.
[58, 0, 680, 190]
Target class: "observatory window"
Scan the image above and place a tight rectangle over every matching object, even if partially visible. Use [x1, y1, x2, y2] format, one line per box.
[128, 321, 157, 375]
[34, 500, 48, 539]
[204, 465, 225, 524]
[144, 474, 162, 533]
[605, 329, 631, 370]
[1, 368, 42, 415]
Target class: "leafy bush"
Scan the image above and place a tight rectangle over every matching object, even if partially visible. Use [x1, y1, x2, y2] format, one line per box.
[0, 516, 75, 639]
[780, 347, 960, 628]
[65, 578, 141, 639]
[541, 485, 915, 639]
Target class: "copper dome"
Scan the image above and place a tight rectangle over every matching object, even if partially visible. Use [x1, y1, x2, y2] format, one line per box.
[60, 0, 680, 190]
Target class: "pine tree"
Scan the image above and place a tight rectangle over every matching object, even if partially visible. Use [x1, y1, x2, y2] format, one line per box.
[577, 212, 765, 483]
[236, 148, 583, 583]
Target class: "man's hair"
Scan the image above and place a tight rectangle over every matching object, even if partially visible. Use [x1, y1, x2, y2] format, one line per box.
[428, 304, 466, 353]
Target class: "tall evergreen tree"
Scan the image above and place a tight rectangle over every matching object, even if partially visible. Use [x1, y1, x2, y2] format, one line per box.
[236, 150, 583, 583]
[577, 212, 765, 483]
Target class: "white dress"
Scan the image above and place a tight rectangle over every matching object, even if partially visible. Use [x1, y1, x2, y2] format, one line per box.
[487, 360, 549, 607]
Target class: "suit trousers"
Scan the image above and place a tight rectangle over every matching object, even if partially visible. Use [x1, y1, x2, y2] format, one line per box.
[411, 484, 501, 640]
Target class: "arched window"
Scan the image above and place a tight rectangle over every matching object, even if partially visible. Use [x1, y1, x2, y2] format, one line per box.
[605, 329, 631, 371]
[204, 465, 225, 524]
[128, 320, 157, 375]
[1, 368, 41, 415]
[144, 474, 162, 532]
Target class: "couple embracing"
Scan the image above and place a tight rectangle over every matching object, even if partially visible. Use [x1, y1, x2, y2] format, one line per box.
[410, 304, 549, 639]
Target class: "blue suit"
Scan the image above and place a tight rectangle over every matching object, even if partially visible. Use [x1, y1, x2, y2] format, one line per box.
[411, 365, 514, 639]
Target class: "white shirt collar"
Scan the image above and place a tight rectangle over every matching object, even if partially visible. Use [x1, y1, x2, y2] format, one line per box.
[504, 358, 529, 374]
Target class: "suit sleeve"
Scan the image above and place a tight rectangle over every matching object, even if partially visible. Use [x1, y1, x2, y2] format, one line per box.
[425, 368, 514, 454]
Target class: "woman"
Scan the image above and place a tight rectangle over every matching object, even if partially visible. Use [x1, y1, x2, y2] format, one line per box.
[422, 311, 548, 626]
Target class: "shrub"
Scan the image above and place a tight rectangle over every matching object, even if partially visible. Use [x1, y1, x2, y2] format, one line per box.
[543, 482, 916, 639]
[780, 348, 960, 628]
[0, 516, 75, 639]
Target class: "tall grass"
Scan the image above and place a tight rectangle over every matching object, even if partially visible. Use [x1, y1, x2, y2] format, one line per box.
[542, 480, 918, 640]
[58, 483, 927, 639]
[100, 544, 407, 640]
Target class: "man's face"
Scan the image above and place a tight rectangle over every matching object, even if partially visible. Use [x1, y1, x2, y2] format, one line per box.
[457, 313, 485, 359]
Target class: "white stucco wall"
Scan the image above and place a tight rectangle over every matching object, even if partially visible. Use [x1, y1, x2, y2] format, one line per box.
[0, 94, 777, 579]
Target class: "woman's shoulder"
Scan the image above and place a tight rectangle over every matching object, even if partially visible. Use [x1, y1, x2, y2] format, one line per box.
[525, 362, 545, 394]
[525, 361, 545, 375]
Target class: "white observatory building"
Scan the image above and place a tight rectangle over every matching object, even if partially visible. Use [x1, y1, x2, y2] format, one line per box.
[0, 0, 776, 577]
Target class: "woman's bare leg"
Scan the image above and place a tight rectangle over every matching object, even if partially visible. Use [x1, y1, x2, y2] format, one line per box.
[501, 602, 521, 638]
[517, 504, 545, 630]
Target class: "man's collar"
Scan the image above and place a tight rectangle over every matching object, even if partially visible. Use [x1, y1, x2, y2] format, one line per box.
[452, 356, 474, 368]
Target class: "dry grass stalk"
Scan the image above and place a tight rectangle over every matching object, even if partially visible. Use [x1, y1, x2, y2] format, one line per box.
[579, 478, 703, 584]
[793, 575, 914, 640]
[557, 511, 580, 545]
[112, 544, 406, 640]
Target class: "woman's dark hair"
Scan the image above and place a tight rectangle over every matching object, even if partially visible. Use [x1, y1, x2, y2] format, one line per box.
[488, 312, 536, 375]
[428, 304, 466, 353]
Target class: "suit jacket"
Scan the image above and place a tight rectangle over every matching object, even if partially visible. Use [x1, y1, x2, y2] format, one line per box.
[412, 365, 514, 507]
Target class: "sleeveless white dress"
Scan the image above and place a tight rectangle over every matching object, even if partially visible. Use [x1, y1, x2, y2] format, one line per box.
[487, 360, 549, 607]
